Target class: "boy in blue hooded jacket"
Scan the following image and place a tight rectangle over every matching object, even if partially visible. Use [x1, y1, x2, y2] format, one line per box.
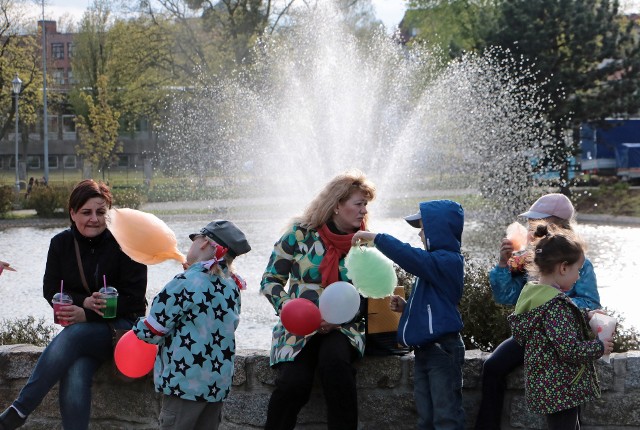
[352, 199, 465, 430]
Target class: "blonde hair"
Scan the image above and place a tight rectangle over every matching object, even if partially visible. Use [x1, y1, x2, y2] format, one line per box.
[525, 223, 586, 278]
[293, 169, 376, 230]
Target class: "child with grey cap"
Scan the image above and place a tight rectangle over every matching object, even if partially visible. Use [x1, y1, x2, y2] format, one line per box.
[133, 220, 251, 430]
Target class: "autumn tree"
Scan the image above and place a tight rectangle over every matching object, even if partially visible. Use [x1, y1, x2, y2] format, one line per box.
[75, 75, 122, 179]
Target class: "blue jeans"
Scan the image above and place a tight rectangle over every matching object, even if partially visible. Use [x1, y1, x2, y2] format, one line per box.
[413, 333, 465, 430]
[12, 319, 132, 430]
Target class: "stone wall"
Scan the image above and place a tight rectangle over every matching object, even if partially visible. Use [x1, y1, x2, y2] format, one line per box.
[1, 345, 639, 429]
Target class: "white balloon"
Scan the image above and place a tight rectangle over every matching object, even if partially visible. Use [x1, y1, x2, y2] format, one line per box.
[319, 281, 361, 324]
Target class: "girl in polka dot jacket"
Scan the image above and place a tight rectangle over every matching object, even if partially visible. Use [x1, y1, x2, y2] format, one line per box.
[507, 223, 614, 430]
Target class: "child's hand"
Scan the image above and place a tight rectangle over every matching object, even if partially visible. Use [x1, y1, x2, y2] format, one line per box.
[389, 295, 406, 313]
[602, 337, 614, 355]
[587, 309, 607, 320]
[498, 238, 514, 267]
[351, 230, 377, 247]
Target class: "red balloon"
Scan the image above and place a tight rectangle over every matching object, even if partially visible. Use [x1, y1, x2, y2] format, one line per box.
[114, 330, 157, 378]
[280, 298, 322, 336]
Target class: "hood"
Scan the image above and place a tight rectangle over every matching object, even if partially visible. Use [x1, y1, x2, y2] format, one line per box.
[419, 200, 463, 253]
[508, 283, 563, 344]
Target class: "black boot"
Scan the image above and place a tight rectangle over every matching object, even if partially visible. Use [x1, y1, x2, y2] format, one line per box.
[0, 407, 26, 430]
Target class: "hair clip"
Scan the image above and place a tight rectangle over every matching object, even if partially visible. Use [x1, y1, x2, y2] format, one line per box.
[535, 248, 543, 254]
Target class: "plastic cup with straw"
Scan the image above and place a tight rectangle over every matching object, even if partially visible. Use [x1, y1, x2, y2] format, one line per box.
[99, 275, 118, 319]
[52, 280, 72, 326]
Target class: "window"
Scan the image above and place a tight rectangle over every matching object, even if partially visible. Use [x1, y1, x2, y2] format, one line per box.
[51, 43, 64, 59]
[62, 115, 75, 133]
[67, 70, 75, 85]
[67, 42, 74, 58]
[118, 155, 130, 167]
[52, 69, 64, 85]
[63, 155, 77, 169]
[27, 156, 40, 169]
[48, 116, 59, 133]
[48, 156, 58, 169]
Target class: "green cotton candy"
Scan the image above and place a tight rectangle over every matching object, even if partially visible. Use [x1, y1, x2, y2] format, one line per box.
[345, 246, 397, 298]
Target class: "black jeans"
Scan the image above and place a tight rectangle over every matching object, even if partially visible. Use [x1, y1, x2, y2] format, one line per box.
[264, 331, 358, 430]
[474, 336, 524, 430]
[547, 406, 580, 430]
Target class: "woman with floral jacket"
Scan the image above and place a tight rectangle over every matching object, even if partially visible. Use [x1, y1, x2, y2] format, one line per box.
[260, 169, 376, 430]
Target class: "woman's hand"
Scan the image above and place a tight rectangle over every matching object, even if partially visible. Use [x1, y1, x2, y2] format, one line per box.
[389, 295, 406, 313]
[83, 292, 106, 316]
[57, 305, 88, 325]
[351, 230, 377, 247]
[317, 321, 340, 334]
[498, 238, 514, 267]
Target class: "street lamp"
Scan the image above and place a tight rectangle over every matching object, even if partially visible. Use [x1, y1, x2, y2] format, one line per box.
[12, 73, 22, 196]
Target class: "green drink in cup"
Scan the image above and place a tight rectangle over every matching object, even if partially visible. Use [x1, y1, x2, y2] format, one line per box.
[99, 286, 118, 319]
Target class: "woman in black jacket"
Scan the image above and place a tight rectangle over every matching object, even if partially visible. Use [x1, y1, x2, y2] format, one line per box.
[0, 179, 147, 430]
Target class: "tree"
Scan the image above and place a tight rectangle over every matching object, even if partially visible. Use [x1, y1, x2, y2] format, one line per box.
[401, 0, 500, 60]
[75, 75, 123, 180]
[132, 0, 297, 79]
[0, 1, 44, 142]
[70, 0, 112, 101]
[482, 0, 640, 191]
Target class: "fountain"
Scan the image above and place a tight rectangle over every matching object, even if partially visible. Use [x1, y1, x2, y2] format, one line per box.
[158, 2, 552, 219]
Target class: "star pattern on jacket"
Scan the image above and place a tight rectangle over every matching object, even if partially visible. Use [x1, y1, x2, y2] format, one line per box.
[133, 262, 241, 403]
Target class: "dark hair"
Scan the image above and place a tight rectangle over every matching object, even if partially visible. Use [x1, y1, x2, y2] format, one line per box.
[68, 179, 113, 224]
[525, 223, 585, 276]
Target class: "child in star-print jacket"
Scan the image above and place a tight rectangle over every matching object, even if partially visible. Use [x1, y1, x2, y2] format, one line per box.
[133, 220, 251, 430]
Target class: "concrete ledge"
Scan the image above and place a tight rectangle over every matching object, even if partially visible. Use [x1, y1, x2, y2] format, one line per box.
[0, 345, 637, 429]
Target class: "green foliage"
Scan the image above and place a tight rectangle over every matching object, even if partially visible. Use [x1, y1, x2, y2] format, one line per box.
[396, 256, 639, 352]
[75, 75, 123, 180]
[25, 186, 69, 218]
[483, 0, 640, 184]
[395, 258, 512, 351]
[0, 317, 57, 347]
[0, 12, 44, 143]
[145, 180, 225, 202]
[459, 258, 513, 351]
[0, 185, 14, 215]
[574, 183, 640, 217]
[604, 308, 640, 353]
[111, 186, 145, 209]
[404, 0, 499, 60]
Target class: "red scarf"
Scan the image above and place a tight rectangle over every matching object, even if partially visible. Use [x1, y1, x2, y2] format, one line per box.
[317, 222, 363, 287]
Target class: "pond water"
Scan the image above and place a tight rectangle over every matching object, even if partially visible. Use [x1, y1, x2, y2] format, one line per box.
[0, 213, 638, 351]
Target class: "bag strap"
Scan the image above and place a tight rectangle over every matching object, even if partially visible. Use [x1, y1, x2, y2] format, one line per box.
[75, 238, 120, 338]
[74, 238, 92, 295]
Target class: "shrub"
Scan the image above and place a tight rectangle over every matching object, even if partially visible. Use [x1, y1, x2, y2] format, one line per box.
[395, 257, 638, 353]
[394, 258, 512, 352]
[0, 317, 57, 346]
[26, 185, 69, 218]
[0, 185, 14, 215]
[112, 186, 145, 209]
[459, 258, 513, 351]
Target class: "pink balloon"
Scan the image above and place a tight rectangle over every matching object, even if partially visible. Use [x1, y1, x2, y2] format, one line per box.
[114, 330, 157, 378]
[280, 298, 322, 336]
